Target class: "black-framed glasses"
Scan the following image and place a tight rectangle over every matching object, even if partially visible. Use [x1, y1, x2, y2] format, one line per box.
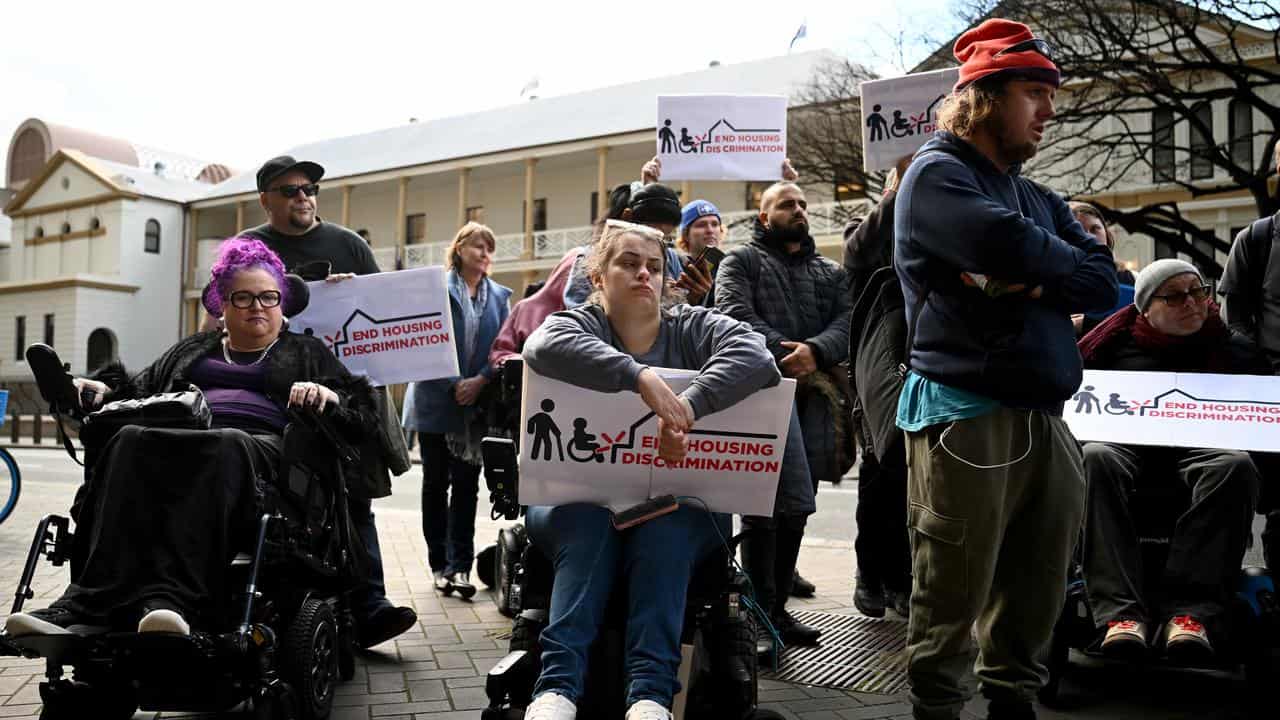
[265, 183, 319, 198]
[227, 290, 282, 309]
[1152, 284, 1212, 306]
[994, 38, 1054, 63]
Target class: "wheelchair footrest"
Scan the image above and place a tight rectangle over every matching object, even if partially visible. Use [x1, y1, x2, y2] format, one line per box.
[485, 649, 538, 710]
[113, 632, 250, 712]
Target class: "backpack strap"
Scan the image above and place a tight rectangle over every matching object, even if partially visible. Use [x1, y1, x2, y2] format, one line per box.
[1247, 213, 1277, 301]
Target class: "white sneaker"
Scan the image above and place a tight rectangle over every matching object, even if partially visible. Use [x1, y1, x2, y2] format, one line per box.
[432, 571, 452, 594]
[4, 613, 71, 636]
[138, 608, 190, 635]
[449, 571, 477, 600]
[1164, 615, 1212, 660]
[625, 699, 673, 720]
[525, 691, 577, 720]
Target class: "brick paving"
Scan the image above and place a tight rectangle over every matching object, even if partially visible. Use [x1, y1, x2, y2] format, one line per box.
[0, 451, 1260, 719]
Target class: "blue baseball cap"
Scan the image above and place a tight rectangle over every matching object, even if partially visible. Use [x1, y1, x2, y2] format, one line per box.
[680, 200, 721, 234]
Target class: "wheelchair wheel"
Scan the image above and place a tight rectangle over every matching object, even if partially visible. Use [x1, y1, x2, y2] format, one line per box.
[284, 598, 339, 720]
[495, 525, 528, 618]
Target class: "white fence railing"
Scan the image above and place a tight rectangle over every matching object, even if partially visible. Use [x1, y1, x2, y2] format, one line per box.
[382, 200, 871, 272]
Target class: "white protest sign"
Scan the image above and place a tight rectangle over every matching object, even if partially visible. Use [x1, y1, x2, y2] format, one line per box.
[1064, 370, 1280, 452]
[859, 67, 959, 172]
[288, 266, 459, 387]
[518, 364, 796, 516]
[656, 95, 787, 181]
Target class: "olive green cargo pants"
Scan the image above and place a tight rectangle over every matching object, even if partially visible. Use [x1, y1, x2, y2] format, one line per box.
[903, 407, 1084, 719]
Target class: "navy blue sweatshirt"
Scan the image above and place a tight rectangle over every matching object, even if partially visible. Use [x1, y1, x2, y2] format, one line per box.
[893, 132, 1118, 413]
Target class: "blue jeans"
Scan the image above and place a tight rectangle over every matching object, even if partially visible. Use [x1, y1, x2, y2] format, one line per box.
[348, 494, 391, 619]
[419, 433, 481, 575]
[526, 503, 722, 709]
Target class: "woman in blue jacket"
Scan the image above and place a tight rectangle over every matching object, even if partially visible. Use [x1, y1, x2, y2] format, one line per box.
[403, 222, 512, 598]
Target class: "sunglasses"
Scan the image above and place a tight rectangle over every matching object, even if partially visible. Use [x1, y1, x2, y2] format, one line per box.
[1152, 284, 1212, 306]
[265, 183, 319, 198]
[994, 38, 1054, 63]
[227, 290, 282, 309]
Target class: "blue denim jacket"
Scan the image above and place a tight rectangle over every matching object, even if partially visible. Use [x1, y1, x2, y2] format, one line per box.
[403, 271, 511, 433]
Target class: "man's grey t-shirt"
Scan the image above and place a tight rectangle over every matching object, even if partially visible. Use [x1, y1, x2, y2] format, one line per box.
[243, 221, 380, 277]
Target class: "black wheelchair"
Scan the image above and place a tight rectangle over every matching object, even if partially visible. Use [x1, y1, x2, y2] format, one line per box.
[1042, 478, 1280, 711]
[475, 358, 776, 720]
[1, 305, 363, 719]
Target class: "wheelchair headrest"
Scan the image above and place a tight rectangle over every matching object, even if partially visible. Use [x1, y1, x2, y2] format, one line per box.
[201, 273, 310, 319]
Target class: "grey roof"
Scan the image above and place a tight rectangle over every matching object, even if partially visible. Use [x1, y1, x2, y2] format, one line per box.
[201, 50, 839, 201]
[93, 157, 215, 203]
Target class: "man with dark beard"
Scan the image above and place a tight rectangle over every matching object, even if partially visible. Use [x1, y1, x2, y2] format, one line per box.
[716, 181, 852, 658]
[893, 20, 1117, 720]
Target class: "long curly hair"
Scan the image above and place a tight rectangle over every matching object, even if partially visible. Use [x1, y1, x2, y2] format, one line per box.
[202, 236, 288, 317]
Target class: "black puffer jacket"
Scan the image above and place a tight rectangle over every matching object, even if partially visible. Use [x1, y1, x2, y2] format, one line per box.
[716, 219, 852, 368]
[92, 331, 389, 498]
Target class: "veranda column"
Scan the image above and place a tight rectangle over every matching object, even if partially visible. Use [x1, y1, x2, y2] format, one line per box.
[523, 158, 537, 260]
[596, 146, 609, 219]
[457, 167, 470, 229]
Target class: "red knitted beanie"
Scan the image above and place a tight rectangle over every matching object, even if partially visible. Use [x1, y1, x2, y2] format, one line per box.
[953, 19, 1060, 91]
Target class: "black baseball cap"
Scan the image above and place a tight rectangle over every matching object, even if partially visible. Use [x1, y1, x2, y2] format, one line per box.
[256, 155, 325, 192]
[629, 183, 682, 226]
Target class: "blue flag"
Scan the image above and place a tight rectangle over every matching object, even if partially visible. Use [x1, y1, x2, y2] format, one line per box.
[789, 21, 807, 51]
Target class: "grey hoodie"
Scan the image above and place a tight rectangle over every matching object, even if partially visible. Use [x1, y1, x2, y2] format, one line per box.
[523, 303, 816, 516]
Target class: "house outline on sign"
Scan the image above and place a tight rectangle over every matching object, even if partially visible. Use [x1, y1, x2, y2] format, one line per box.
[319, 309, 445, 355]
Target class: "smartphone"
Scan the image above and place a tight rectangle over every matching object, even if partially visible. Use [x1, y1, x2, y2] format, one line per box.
[693, 246, 725, 270]
[611, 494, 679, 530]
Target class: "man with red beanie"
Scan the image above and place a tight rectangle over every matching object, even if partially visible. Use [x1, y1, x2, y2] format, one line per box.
[893, 19, 1118, 720]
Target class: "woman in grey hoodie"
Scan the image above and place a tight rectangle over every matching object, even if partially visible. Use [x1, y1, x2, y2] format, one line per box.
[519, 220, 783, 720]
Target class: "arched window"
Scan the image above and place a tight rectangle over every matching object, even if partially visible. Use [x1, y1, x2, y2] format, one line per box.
[9, 128, 46, 186]
[89, 217, 101, 231]
[60, 222, 72, 235]
[33, 226, 44, 238]
[144, 219, 161, 254]
[86, 328, 118, 374]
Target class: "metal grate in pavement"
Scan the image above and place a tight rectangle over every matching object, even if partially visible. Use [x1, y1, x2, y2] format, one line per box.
[765, 610, 909, 694]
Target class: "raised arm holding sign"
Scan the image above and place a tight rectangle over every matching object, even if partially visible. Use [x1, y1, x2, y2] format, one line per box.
[656, 95, 788, 181]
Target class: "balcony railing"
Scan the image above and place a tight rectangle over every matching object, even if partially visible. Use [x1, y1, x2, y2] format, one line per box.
[388, 200, 870, 272]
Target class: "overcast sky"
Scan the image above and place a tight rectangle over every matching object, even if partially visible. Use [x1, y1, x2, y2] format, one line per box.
[1, 0, 958, 174]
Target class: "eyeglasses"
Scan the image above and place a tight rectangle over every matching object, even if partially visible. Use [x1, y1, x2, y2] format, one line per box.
[265, 183, 319, 198]
[994, 38, 1054, 63]
[227, 290, 282, 309]
[1152, 285, 1212, 306]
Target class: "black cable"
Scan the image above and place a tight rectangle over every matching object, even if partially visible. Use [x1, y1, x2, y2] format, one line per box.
[677, 495, 784, 671]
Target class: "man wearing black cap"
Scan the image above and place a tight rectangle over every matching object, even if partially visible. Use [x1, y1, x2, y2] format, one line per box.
[242, 156, 417, 649]
[243, 156, 379, 278]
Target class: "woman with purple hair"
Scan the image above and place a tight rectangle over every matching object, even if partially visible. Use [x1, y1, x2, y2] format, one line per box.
[5, 237, 378, 639]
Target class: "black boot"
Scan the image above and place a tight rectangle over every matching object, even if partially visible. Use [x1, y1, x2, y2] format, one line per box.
[774, 522, 821, 647]
[854, 573, 886, 618]
[740, 524, 778, 660]
[790, 570, 816, 598]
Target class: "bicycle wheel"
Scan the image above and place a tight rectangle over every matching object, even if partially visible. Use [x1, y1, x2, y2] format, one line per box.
[0, 448, 19, 525]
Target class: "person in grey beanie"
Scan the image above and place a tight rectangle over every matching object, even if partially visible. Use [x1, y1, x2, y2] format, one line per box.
[1077, 257, 1267, 662]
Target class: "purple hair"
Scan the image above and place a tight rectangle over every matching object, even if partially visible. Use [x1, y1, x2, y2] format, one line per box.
[202, 236, 288, 317]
